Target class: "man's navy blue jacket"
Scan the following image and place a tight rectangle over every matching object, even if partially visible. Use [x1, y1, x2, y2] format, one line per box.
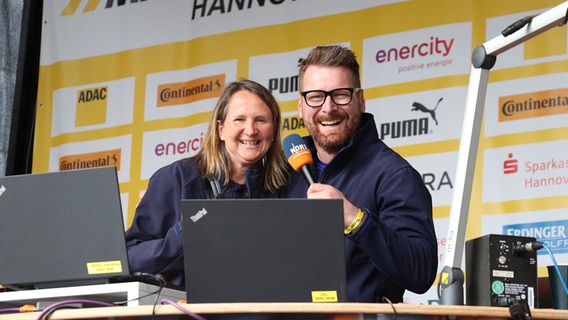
[285, 113, 438, 303]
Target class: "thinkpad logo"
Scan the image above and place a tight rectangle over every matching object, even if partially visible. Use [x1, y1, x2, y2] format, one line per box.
[411, 97, 443, 125]
[190, 208, 208, 223]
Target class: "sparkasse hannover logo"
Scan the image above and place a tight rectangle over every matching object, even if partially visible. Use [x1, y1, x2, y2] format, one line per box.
[61, 0, 147, 16]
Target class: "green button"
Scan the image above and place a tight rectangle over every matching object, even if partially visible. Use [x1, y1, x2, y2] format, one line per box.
[492, 280, 505, 294]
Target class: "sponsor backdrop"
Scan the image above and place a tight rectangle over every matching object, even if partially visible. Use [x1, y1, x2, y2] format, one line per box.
[34, 0, 568, 303]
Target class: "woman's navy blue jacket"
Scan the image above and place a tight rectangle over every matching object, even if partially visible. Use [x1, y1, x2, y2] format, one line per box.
[125, 157, 283, 287]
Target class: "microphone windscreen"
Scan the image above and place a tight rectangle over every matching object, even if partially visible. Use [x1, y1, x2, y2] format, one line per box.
[283, 134, 313, 172]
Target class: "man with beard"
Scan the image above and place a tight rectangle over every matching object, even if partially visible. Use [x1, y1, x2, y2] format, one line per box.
[286, 45, 438, 303]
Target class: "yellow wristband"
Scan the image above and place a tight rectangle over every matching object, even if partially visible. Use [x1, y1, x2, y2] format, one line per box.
[344, 209, 365, 235]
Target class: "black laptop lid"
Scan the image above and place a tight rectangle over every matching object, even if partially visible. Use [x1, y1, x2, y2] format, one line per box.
[0, 166, 130, 289]
[181, 198, 347, 303]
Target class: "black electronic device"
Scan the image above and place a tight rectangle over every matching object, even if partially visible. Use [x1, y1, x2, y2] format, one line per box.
[181, 198, 347, 303]
[465, 234, 538, 308]
[0, 167, 130, 289]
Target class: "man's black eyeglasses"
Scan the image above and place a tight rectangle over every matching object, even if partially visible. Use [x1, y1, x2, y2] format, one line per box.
[301, 88, 361, 108]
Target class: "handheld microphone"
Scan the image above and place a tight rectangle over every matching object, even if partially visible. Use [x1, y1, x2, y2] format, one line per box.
[283, 134, 317, 185]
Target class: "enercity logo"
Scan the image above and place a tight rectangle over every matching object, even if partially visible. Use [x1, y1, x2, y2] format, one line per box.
[375, 36, 455, 74]
[499, 87, 568, 122]
[154, 132, 205, 157]
[375, 37, 454, 63]
[379, 97, 444, 140]
[61, 0, 147, 16]
[59, 149, 121, 171]
[157, 75, 224, 107]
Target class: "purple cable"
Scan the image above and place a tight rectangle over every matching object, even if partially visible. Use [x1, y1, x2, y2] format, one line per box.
[160, 298, 208, 320]
[36, 299, 115, 320]
[0, 307, 24, 314]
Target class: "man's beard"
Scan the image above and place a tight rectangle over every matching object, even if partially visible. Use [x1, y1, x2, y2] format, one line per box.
[307, 114, 361, 154]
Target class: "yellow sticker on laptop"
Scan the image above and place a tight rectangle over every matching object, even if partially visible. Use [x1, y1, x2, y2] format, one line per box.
[311, 291, 339, 302]
[86, 260, 123, 274]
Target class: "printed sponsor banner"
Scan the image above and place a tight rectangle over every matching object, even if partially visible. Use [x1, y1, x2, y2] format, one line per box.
[407, 152, 457, 207]
[51, 78, 135, 137]
[482, 140, 568, 202]
[482, 210, 568, 268]
[35, 2, 568, 303]
[145, 61, 237, 121]
[140, 123, 208, 180]
[505, 220, 568, 255]
[43, 1, 403, 64]
[249, 42, 351, 103]
[361, 23, 472, 87]
[367, 86, 467, 147]
[280, 111, 309, 139]
[48, 135, 132, 183]
[485, 73, 568, 137]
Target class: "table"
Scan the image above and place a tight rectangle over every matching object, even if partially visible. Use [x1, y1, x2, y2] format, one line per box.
[1, 302, 568, 320]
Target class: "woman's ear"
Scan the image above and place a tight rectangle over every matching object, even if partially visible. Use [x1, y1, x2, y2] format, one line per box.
[217, 119, 225, 141]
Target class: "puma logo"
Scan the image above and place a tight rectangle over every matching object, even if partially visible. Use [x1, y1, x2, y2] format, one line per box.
[411, 97, 443, 125]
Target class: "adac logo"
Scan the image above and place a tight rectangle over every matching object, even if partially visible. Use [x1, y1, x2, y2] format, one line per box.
[76, 86, 108, 127]
[59, 149, 121, 171]
[61, 0, 147, 16]
[503, 153, 519, 175]
[379, 97, 443, 140]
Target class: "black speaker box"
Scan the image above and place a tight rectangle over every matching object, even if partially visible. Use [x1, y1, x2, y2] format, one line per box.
[466, 234, 538, 307]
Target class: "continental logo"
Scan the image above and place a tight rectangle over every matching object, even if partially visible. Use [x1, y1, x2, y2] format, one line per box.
[59, 149, 121, 171]
[76, 86, 107, 126]
[157, 75, 224, 107]
[499, 88, 568, 122]
[61, 0, 147, 16]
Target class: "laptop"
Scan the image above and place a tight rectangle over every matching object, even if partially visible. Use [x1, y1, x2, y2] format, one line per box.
[181, 198, 348, 303]
[0, 166, 131, 290]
